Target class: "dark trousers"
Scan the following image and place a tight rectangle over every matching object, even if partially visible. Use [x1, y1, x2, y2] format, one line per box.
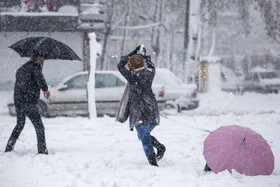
[8, 103, 46, 146]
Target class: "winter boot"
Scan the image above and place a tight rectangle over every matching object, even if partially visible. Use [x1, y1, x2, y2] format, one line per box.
[151, 136, 166, 161]
[146, 152, 158, 167]
[38, 143, 48, 155]
[4, 139, 16, 152]
[204, 163, 212, 172]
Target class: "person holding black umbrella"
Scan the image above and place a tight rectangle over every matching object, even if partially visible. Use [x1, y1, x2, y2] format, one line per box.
[6, 36, 81, 155]
[5, 50, 50, 155]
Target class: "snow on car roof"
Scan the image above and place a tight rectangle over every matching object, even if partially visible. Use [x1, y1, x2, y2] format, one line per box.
[154, 68, 183, 86]
[61, 70, 166, 88]
[251, 66, 275, 73]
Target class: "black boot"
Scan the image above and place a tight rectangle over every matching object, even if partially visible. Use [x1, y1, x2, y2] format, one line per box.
[38, 143, 48, 155]
[146, 152, 158, 166]
[5, 139, 16, 152]
[151, 136, 166, 161]
[204, 163, 212, 172]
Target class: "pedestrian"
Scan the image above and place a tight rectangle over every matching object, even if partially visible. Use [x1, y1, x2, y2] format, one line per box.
[117, 46, 166, 166]
[5, 50, 50, 155]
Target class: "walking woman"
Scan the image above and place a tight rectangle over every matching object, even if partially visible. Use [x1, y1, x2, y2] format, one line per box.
[117, 46, 166, 166]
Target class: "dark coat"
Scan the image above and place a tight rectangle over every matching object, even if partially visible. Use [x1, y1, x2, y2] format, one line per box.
[118, 56, 160, 130]
[14, 60, 48, 105]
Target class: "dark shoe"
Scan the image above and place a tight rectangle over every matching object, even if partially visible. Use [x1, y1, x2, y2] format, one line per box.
[5, 146, 13, 152]
[156, 144, 166, 161]
[146, 153, 158, 167]
[151, 136, 166, 161]
[5, 139, 16, 152]
[38, 143, 48, 155]
[204, 163, 212, 172]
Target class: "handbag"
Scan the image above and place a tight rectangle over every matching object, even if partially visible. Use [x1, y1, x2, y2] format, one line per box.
[116, 84, 129, 123]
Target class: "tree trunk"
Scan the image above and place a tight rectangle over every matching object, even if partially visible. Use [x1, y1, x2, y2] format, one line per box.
[120, 0, 131, 56]
[100, 1, 115, 70]
[207, 27, 216, 57]
[183, 0, 190, 82]
[151, 0, 163, 65]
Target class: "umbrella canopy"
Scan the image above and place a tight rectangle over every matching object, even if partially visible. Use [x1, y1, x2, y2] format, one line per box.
[9, 37, 82, 61]
[203, 125, 274, 176]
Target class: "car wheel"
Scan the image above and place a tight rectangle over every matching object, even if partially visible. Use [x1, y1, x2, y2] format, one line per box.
[37, 100, 49, 117]
[164, 100, 181, 113]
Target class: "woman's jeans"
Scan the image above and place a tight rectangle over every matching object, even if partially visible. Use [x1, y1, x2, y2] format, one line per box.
[135, 124, 155, 155]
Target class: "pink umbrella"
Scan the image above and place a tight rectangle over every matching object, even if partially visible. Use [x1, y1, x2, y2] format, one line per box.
[203, 125, 274, 176]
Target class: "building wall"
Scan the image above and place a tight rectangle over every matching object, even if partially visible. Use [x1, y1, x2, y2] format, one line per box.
[0, 31, 84, 86]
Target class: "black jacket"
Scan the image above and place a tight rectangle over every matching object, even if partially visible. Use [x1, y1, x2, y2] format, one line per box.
[118, 56, 159, 130]
[14, 60, 48, 105]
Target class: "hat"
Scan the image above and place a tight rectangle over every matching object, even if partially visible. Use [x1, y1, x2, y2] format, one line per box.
[30, 49, 48, 60]
[128, 54, 145, 70]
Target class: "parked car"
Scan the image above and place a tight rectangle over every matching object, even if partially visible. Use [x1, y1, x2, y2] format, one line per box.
[153, 68, 199, 112]
[241, 69, 280, 94]
[221, 66, 243, 94]
[8, 71, 166, 117]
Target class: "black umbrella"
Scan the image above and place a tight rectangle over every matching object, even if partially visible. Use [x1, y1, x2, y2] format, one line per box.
[9, 37, 82, 61]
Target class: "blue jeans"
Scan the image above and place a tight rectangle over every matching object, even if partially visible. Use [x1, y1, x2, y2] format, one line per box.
[135, 124, 155, 155]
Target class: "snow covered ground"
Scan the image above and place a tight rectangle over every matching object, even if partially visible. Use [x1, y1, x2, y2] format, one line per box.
[0, 91, 280, 187]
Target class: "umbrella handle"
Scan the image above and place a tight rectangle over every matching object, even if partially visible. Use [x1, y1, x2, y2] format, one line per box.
[160, 114, 211, 133]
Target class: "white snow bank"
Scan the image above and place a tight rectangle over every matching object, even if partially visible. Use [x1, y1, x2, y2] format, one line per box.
[0, 91, 279, 187]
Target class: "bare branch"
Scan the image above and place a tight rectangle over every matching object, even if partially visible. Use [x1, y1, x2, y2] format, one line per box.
[117, 22, 162, 30]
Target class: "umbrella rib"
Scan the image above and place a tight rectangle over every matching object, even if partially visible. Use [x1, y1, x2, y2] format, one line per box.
[250, 133, 265, 140]
[207, 147, 236, 165]
[203, 142, 237, 153]
[243, 127, 249, 173]
[246, 146, 274, 175]
[210, 131, 235, 136]
[249, 138, 266, 143]
[247, 141, 272, 153]
[233, 145, 245, 173]
[218, 144, 241, 172]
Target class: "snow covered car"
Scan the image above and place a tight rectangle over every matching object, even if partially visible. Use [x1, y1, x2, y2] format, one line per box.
[221, 66, 243, 94]
[153, 68, 199, 112]
[241, 70, 280, 94]
[7, 71, 166, 117]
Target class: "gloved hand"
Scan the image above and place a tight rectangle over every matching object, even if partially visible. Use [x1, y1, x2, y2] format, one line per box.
[138, 46, 146, 56]
[128, 46, 141, 57]
[144, 55, 151, 61]
[145, 55, 154, 68]
[119, 55, 129, 66]
[121, 55, 129, 62]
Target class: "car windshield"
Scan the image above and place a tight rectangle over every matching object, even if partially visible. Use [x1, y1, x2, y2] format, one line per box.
[95, 73, 125, 88]
[154, 69, 183, 87]
[245, 73, 258, 81]
[64, 73, 126, 89]
[48, 79, 62, 88]
[64, 74, 88, 89]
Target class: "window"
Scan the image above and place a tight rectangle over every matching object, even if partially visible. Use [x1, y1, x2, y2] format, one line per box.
[65, 74, 88, 89]
[245, 74, 256, 81]
[95, 73, 125, 88]
[259, 72, 277, 79]
[64, 73, 125, 89]
[117, 77, 126, 86]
